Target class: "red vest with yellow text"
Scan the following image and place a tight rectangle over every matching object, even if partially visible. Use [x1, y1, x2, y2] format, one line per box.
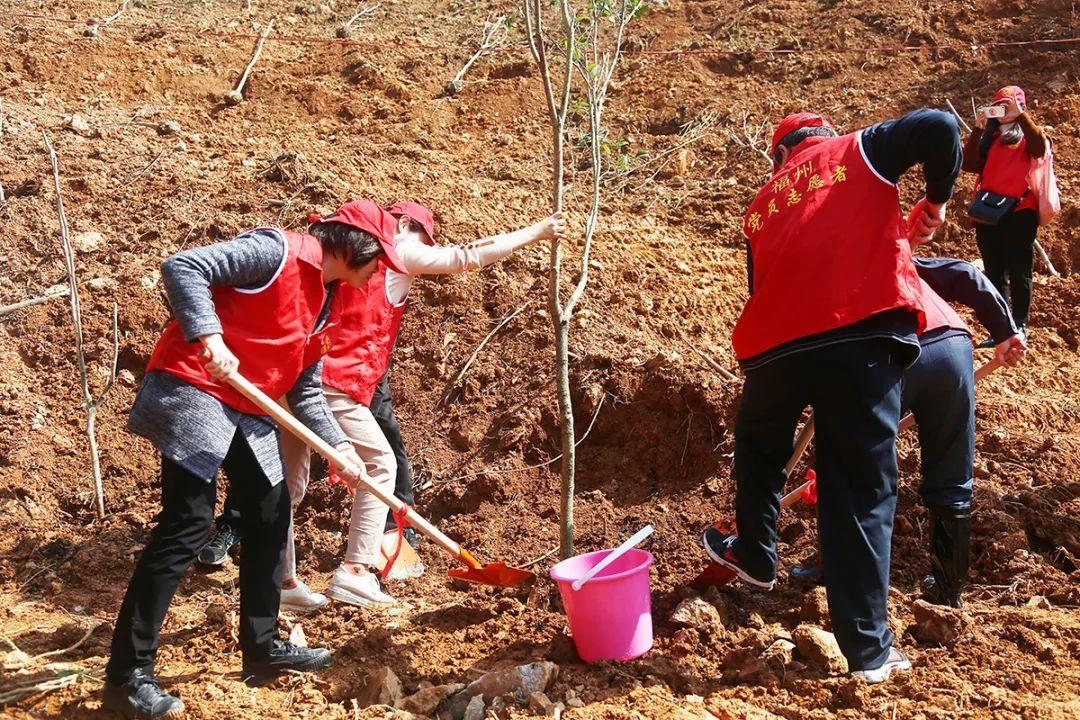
[147, 229, 333, 415]
[918, 279, 969, 336]
[977, 135, 1037, 213]
[322, 263, 407, 406]
[734, 132, 925, 360]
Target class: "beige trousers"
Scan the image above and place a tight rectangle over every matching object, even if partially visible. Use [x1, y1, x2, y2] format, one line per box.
[280, 385, 397, 580]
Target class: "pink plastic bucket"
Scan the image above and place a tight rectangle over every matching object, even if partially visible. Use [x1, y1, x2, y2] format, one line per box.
[549, 548, 654, 663]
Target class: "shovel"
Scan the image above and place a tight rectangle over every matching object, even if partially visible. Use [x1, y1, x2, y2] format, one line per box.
[690, 358, 1001, 589]
[226, 371, 534, 588]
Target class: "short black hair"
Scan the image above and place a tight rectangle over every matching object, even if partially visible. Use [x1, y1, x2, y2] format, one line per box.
[308, 221, 383, 269]
[773, 126, 839, 167]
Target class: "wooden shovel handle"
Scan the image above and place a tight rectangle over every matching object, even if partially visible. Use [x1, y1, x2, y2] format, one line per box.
[225, 372, 471, 565]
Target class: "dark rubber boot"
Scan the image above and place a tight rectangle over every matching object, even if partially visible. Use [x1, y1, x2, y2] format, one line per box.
[922, 505, 971, 609]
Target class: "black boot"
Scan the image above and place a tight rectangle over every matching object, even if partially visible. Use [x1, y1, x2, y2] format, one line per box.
[921, 505, 971, 608]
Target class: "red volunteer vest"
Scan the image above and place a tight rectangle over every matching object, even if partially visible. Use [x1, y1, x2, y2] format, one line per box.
[147, 230, 332, 416]
[733, 132, 925, 360]
[977, 135, 1037, 213]
[322, 262, 407, 406]
[918, 279, 969, 336]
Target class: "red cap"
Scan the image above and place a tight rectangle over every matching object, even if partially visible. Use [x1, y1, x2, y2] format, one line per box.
[770, 112, 834, 155]
[992, 85, 1026, 108]
[312, 200, 404, 273]
[387, 201, 436, 245]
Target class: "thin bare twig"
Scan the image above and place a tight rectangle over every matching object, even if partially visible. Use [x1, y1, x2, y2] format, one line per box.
[444, 14, 509, 96]
[44, 132, 120, 520]
[945, 98, 972, 134]
[521, 547, 559, 568]
[32, 622, 105, 660]
[127, 149, 166, 183]
[678, 330, 739, 382]
[225, 19, 275, 105]
[336, 3, 378, 37]
[1034, 240, 1060, 277]
[0, 286, 69, 318]
[0, 666, 104, 705]
[85, 0, 128, 35]
[442, 301, 530, 403]
[725, 110, 772, 172]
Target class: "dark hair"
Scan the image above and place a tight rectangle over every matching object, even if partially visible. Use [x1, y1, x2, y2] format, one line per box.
[978, 118, 1001, 161]
[308, 221, 383, 269]
[773, 126, 839, 167]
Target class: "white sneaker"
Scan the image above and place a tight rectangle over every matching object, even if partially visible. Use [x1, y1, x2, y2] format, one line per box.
[326, 566, 397, 608]
[280, 579, 329, 614]
[850, 647, 912, 684]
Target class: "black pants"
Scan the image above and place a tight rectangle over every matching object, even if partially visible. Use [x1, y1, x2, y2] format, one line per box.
[107, 432, 290, 682]
[902, 335, 975, 510]
[975, 209, 1037, 328]
[733, 339, 904, 671]
[370, 372, 414, 531]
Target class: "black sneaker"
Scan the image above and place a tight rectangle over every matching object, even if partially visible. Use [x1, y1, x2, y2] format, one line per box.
[197, 527, 241, 567]
[701, 527, 775, 590]
[242, 638, 332, 685]
[403, 527, 421, 550]
[102, 668, 184, 719]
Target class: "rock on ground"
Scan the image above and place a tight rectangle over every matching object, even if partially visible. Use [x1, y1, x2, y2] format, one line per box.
[442, 661, 557, 717]
[356, 666, 403, 708]
[670, 596, 724, 634]
[72, 231, 104, 252]
[911, 599, 964, 645]
[798, 586, 830, 627]
[792, 625, 847, 674]
[462, 694, 485, 720]
[396, 683, 465, 716]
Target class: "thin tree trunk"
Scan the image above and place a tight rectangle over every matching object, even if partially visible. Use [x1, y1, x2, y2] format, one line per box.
[87, 408, 105, 520]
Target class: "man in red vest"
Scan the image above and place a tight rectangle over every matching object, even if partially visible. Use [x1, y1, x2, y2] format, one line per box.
[103, 201, 400, 718]
[701, 109, 961, 683]
[964, 85, 1049, 340]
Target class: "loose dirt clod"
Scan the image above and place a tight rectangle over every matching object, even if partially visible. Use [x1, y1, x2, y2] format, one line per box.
[792, 626, 847, 674]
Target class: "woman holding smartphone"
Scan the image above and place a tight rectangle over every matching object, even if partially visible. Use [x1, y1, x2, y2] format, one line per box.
[962, 85, 1048, 341]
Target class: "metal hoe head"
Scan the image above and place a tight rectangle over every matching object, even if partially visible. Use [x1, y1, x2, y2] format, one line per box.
[689, 561, 736, 589]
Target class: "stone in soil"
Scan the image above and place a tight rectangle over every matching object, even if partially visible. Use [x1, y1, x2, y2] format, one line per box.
[670, 596, 724, 634]
[442, 661, 557, 717]
[397, 683, 465, 716]
[798, 586, 830, 627]
[911, 599, 964, 645]
[461, 695, 485, 720]
[792, 625, 847, 674]
[356, 666, 403, 708]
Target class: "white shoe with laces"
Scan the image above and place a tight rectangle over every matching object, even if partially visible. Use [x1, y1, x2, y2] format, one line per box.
[326, 566, 397, 608]
[850, 647, 912, 684]
[280, 578, 329, 613]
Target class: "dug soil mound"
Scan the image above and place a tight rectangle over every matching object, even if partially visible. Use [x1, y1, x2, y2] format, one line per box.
[1, 0, 1078, 718]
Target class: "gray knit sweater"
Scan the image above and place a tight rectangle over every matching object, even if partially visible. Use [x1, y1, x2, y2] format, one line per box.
[128, 228, 347, 484]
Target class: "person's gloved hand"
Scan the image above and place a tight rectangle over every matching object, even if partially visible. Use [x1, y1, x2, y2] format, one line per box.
[332, 442, 366, 493]
[995, 334, 1027, 367]
[906, 197, 948, 247]
[199, 333, 240, 379]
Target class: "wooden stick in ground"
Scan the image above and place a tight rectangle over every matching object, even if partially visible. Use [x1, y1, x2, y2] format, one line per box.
[1034, 240, 1060, 277]
[0, 286, 70, 318]
[225, 19, 275, 106]
[442, 300, 530, 403]
[444, 14, 509, 96]
[84, 0, 128, 36]
[44, 132, 120, 520]
[679, 330, 739, 382]
[945, 98, 973, 134]
[335, 3, 379, 38]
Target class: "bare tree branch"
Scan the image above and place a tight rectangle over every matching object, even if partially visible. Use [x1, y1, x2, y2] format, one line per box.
[441, 300, 530, 404]
[444, 14, 510, 96]
[225, 19, 275, 106]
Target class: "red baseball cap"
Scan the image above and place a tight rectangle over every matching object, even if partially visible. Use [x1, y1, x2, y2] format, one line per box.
[387, 201, 436, 245]
[311, 200, 404, 273]
[770, 112, 834, 155]
[992, 85, 1026, 108]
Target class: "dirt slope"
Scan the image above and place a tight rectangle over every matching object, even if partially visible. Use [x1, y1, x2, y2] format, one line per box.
[1, 0, 1079, 718]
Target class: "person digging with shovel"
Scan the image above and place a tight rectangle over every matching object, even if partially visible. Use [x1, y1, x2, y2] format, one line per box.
[200, 205, 566, 612]
[702, 108, 962, 684]
[102, 203, 394, 719]
[790, 254, 1027, 608]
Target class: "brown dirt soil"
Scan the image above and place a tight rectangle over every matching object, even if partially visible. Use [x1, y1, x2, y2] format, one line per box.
[2, 0, 1079, 718]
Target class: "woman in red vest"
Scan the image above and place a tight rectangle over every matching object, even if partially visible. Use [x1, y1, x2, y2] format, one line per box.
[102, 201, 398, 719]
[964, 85, 1048, 339]
[278, 207, 566, 610]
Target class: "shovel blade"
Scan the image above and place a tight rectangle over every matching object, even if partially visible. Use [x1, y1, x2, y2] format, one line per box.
[447, 562, 534, 588]
[689, 561, 736, 589]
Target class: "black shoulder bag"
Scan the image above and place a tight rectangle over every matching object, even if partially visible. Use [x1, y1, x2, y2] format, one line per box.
[968, 188, 1027, 226]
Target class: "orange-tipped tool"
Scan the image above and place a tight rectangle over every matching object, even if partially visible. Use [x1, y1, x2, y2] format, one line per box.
[691, 359, 1001, 589]
[227, 372, 534, 588]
